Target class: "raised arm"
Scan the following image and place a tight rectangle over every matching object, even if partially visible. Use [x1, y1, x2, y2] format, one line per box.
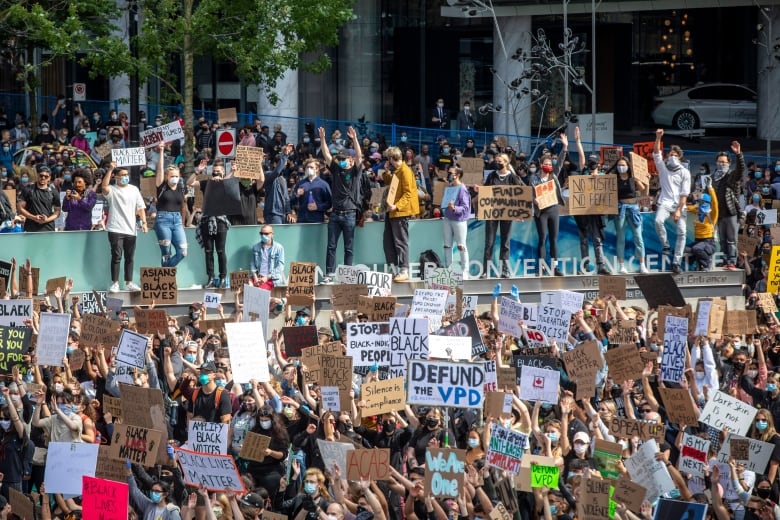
[347, 126, 362, 166]
[318, 127, 332, 165]
[102, 163, 114, 195]
[574, 127, 585, 172]
[156, 143, 166, 187]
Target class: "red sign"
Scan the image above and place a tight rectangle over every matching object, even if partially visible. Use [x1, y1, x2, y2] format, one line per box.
[216, 129, 236, 158]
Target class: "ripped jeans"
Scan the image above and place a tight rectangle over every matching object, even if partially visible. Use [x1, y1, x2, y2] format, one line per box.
[154, 211, 187, 267]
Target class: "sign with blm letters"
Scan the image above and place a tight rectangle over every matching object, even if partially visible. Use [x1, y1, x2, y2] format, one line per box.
[140, 267, 177, 305]
[229, 271, 250, 292]
[301, 341, 342, 383]
[477, 185, 533, 221]
[287, 262, 316, 305]
[407, 360, 485, 408]
[82, 476, 129, 520]
[108, 424, 163, 465]
[567, 175, 618, 215]
[357, 296, 397, 321]
[0, 300, 32, 327]
[112, 147, 147, 167]
[79, 291, 107, 315]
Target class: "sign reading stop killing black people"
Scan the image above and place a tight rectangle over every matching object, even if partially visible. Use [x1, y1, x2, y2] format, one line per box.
[407, 359, 485, 408]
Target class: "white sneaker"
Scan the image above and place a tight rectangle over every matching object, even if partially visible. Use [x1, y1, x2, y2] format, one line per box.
[109, 282, 120, 293]
[640, 264, 650, 274]
[618, 265, 628, 275]
[189, 283, 203, 289]
[125, 282, 142, 292]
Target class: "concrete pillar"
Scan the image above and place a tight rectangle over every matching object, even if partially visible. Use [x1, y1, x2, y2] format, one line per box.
[492, 15, 532, 149]
[257, 67, 299, 142]
[757, 6, 780, 158]
[337, 0, 380, 123]
[109, 0, 130, 116]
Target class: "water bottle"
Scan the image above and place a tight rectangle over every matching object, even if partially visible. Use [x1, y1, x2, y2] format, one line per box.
[307, 192, 314, 205]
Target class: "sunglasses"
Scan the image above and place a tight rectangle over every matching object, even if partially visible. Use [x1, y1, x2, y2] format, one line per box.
[260, 232, 272, 236]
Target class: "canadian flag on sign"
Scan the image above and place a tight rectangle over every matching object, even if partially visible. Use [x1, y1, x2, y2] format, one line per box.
[520, 366, 560, 404]
[533, 376, 545, 389]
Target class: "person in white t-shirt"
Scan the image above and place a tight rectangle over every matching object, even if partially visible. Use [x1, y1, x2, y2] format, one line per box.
[101, 163, 147, 292]
[653, 128, 691, 274]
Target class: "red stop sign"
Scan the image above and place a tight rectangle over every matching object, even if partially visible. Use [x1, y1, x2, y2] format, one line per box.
[217, 129, 235, 157]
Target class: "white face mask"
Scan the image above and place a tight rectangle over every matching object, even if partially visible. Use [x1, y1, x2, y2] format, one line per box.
[667, 156, 681, 169]
[168, 176, 180, 186]
[617, 165, 628, 174]
[574, 444, 588, 456]
[54, 383, 64, 393]
[306, 167, 316, 178]
[259, 419, 272, 429]
[0, 420, 10, 431]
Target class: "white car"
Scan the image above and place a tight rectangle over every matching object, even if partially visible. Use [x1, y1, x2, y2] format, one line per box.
[651, 83, 756, 130]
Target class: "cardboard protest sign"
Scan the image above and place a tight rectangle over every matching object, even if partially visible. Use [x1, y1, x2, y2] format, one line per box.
[0, 326, 31, 373]
[600, 146, 623, 169]
[317, 439, 353, 473]
[477, 185, 533, 221]
[678, 432, 709, 477]
[407, 360, 484, 408]
[108, 424, 163, 465]
[288, 262, 316, 305]
[140, 120, 184, 148]
[599, 275, 626, 299]
[44, 276, 66, 296]
[176, 447, 246, 492]
[385, 175, 399, 205]
[607, 416, 665, 444]
[497, 367, 516, 390]
[319, 355, 353, 411]
[459, 158, 484, 185]
[361, 377, 406, 415]
[738, 233, 761, 258]
[355, 270, 393, 297]
[229, 271, 251, 292]
[519, 365, 559, 403]
[729, 437, 750, 461]
[118, 384, 169, 464]
[82, 476, 129, 520]
[81, 314, 121, 349]
[657, 387, 699, 425]
[332, 284, 369, 311]
[17, 267, 39, 296]
[699, 391, 757, 436]
[37, 312, 71, 366]
[188, 421, 229, 454]
[593, 439, 623, 479]
[139, 267, 177, 305]
[653, 500, 708, 520]
[424, 448, 465, 497]
[625, 439, 675, 503]
[533, 180, 558, 211]
[567, 175, 617, 215]
[69, 349, 86, 371]
[8, 487, 34, 520]
[612, 478, 647, 514]
[604, 344, 644, 382]
[661, 315, 688, 383]
[486, 423, 527, 474]
[281, 326, 318, 357]
[633, 274, 685, 308]
[758, 293, 778, 314]
[769, 246, 780, 293]
[225, 321, 269, 383]
[301, 341, 342, 383]
[632, 141, 660, 175]
[346, 449, 390, 481]
[723, 310, 757, 335]
[629, 152, 650, 188]
[112, 147, 146, 167]
[357, 296, 397, 322]
[578, 477, 611, 520]
[346, 321, 390, 375]
[657, 304, 693, 339]
[115, 329, 149, 369]
[132, 309, 168, 336]
[610, 319, 636, 345]
[95, 445, 131, 482]
[217, 107, 238, 124]
[562, 340, 604, 399]
[103, 395, 122, 419]
[239, 432, 271, 462]
[484, 391, 513, 418]
[44, 442, 100, 495]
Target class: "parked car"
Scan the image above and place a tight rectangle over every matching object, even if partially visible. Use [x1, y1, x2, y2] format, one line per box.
[651, 83, 756, 130]
[13, 145, 98, 170]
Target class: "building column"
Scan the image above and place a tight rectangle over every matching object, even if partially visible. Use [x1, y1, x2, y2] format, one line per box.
[492, 15, 532, 149]
[337, 0, 380, 123]
[257, 68, 299, 141]
[109, 0, 130, 116]
[757, 6, 780, 154]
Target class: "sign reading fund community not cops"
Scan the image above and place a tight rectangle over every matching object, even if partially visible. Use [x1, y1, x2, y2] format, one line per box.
[407, 359, 485, 408]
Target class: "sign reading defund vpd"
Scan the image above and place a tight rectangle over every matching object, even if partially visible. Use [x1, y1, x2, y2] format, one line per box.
[407, 359, 485, 408]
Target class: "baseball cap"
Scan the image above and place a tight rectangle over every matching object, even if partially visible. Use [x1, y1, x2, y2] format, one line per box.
[239, 493, 264, 509]
[199, 361, 217, 373]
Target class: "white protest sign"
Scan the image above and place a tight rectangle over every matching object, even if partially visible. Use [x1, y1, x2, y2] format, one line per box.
[388, 318, 429, 378]
[407, 359, 485, 408]
[410, 289, 449, 318]
[79, 291, 106, 315]
[140, 121, 185, 149]
[542, 290, 584, 314]
[428, 335, 471, 360]
[0, 299, 32, 327]
[624, 439, 676, 503]
[756, 208, 778, 226]
[242, 285, 270, 332]
[321, 386, 340, 412]
[461, 294, 478, 318]
[111, 147, 147, 167]
[188, 421, 229, 454]
[694, 300, 712, 337]
[486, 423, 527, 475]
[44, 442, 100, 495]
[355, 270, 392, 296]
[523, 328, 548, 349]
[175, 447, 245, 492]
[424, 267, 463, 290]
[519, 303, 538, 327]
[519, 365, 560, 403]
[678, 433, 709, 477]
[661, 315, 688, 383]
[91, 201, 104, 225]
[317, 439, 352, 472]
[535, 303, 571, 345]
[699, 391, 758, 436]
[115, 328, 149, 369]
[225, 321, 269, 383]
[483, 360, 497, 392]
[498, 297, 524, 338]
[204, 292, 221, 309]
[346, 322, 391, 375]
[717, 433, 775, 475]
[37, 312, 71, 366]
[335, 265, 365, 284]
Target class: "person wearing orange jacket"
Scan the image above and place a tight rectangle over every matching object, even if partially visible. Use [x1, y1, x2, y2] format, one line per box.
[382, 146, 419, 282]
[684, 181, 718, 271]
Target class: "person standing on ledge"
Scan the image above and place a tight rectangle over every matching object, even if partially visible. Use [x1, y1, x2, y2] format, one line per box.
[653, 128, 690, 275]
[383, 146, 419, 282]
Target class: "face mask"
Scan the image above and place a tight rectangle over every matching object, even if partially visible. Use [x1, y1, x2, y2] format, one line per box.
[463, 105, 469, 111]
[620, 440, 629, 451]
[447, 175, 454, 183]
[295, 315, 307, 326]
[370, 147, 378, 153]
[426, 417, 439, 429]
[574, 444, 588, 456]
[617, 165, 628, 174]
[284, 407, 295, 419]
[547, 432, 559, 443]
[756, 420, 768, 431]
[733, 361, 745, 371]
[149, 492, 162, 503]
[21, 176, 28, 184]
[306, 168, 316, 178]
[755, 171, 762, 179]
[1, 147, 8, 154]
[328, 516, 338, 520]
[119, 176, 130, 186]
[382, 421, 396, 434]
[489, 147, 497, 153]
[695, 371, 705, 381]
[304, 482, 317, 495]
[10, 395, 20, 405]
[401, 136, 408, 142]
[303, 138, 310, 143]
[198, 374, 210, 386]
[541, 164, 553, 174]
[666, 156, 681, 169]
[757, 488, 772, 499]
[0, 420, 10, 431]
[259, 419, 273, 430]
[215, 379, 227, 388]
[753, 196, 761, 204]
[0, 170, 6, 177]
[190, 312, 200, 320]
[168, 176, 179, 187]
[649, 343, 659, 351]
[467, 438, 480, 448]
[442, 147, 450, 154]
[768, 383, 777, 393]
[64, 174, 73, 182]
[54, 383, 64, 393]
[184, 354, 196, 363]
[503, 419, 512, 428]
[66, 347, 74, 355]
[338, 160, 348, 169]
[775, 165, 780, 173]
[549, 505, 557, 516]
[528, 167, 537, 174]
[58, 404, 71, 415]
[437, 103, 444, 108]
[93, 115, 100, 122]
[747, 370, 758, 379]
[111, 114, 118, 121]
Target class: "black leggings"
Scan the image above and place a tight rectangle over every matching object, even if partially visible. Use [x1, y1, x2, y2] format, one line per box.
[535, 205, 559, 260]
[108, 232, 137, 283]
[200, 221, 228, 279]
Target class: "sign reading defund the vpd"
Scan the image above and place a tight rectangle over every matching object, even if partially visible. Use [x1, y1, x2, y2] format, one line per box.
[407, 359, 485, 408]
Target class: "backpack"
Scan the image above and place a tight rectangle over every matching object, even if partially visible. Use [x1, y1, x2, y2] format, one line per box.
[419, 249, 443, 280]
[191, 387, 225, 411]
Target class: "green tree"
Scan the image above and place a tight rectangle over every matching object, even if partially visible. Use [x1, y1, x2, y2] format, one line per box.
[136, 0, 354, 173]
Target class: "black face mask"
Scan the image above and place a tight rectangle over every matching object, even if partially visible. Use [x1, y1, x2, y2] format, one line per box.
[757, 488, 772, 499]
[383, 421, 396, 434]
[733, 361, 746, 371]
[190, 312, 200, 320]
[425, 418, 439, 429]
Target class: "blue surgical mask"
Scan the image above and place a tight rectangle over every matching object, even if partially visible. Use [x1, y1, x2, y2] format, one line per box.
[64, 174, 72, 182]
[370, 147, 378, 153]
[2, 147, 8, 153]
[549, 505, 557, 516]
[650, 343, 659, 351]
[215, 379, 227, 388]
[775, 165, 780, 173]
[295, 315, 307, 326]
[753, 195, 761, 203]
[442, 147, 450, 154]
[260, 234, 271, 244]
[400, 136, 407, 142]
[304, 482, 317, 495]
[198, 374, 210, 386]
[547, 432, 559, 443]
[767, 383, 777, 393]
[149, 491, 162, 503]
[184, 354, 196, 363]
[338, 160, 348, 169]
[58, 404, 71, 415]
[467, 438, 480, 448]
[755, 171, 762, 179]
[66, 347, 74, 355]
[119, 175, 130, 185]
[21, 176, 28, 184]
[757, 420, 768, 431]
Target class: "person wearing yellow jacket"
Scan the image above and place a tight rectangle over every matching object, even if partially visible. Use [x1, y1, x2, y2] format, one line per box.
[382, 146, 419, 282]
[684, 183, 718, 271]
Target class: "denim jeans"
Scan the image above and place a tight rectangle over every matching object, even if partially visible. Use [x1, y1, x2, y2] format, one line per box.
[615, 202, 645, 263]
[154, 211, 187, 267]
[326, 211, 356, 274]
[442, 218, 469, 273]
[655, 203, 687, 264]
